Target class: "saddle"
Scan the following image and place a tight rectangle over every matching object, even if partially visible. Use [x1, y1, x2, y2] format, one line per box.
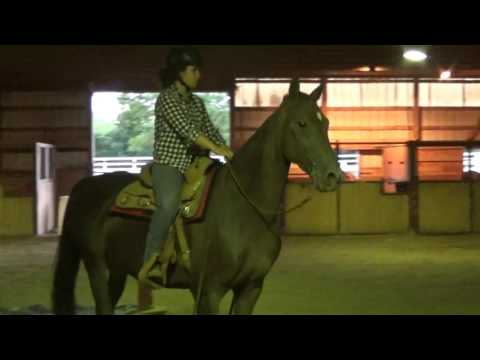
[110, 156, 221, 286]
[113, 156, 217, 219]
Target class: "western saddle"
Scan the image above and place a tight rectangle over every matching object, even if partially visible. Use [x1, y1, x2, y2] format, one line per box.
[111, 156, 220, 286]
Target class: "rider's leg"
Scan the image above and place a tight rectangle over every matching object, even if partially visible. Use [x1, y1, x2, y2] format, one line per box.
[138, 164, 183, 285]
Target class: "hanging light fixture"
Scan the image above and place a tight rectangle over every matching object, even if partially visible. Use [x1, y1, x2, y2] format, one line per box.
[354, 66, 389, 73]
[403, 49, 428, 62]
[440, 70, 451, 80]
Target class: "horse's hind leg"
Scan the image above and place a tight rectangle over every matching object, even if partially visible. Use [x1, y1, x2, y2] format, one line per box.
[84, 257, 113, 314]
[229, 280, 264, 315]
[108, 273, 127, 310]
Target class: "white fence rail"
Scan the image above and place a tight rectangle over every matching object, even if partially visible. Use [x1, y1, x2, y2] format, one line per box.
[464, 150, 480, 173]
[93, 155, 355, 176]
[337, 153, 360, 178]
[93, 157, 153, 175]
[94, 152, 480, 177]
[93, 155, 227, 176]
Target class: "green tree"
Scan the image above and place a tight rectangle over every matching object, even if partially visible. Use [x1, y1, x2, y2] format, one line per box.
[94, 93, 157, 156]
[196, 92, 231, 145]
[94, 92, 231, 157]
[114, 93, 157, 156]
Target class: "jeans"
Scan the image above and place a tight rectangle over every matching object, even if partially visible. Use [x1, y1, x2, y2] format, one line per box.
[143, 164, 184, 262]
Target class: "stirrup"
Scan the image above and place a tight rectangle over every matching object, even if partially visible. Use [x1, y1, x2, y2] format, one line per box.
[141, 275, 163, 290]
[138, 254, 163, 289]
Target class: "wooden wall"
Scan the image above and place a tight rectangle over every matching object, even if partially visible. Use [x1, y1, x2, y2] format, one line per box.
[0, 91, 92, 199]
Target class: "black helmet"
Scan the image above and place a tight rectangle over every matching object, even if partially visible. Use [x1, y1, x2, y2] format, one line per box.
[166, 46, 203, 71]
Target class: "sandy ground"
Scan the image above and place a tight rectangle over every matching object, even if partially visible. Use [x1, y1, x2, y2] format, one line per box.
[2, 232, 480, 314]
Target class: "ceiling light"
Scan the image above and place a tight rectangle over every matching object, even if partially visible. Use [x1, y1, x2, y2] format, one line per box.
[354, 66, 372, 72]
[403, 49, 427, 62]
[440, 70, 451, 80]
[354, 66, 389, 72]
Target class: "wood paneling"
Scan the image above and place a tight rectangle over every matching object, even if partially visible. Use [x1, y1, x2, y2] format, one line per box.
[0, 91, 91, 198]
[417, 147, 464, 181]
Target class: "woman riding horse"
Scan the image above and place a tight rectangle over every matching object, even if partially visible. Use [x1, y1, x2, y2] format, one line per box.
[52, 77, 341, 315]
[139, 47, 234, 288]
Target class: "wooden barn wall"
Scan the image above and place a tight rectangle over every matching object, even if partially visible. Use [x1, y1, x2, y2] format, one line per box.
[0, 91, 91, 199]
[232, 108, 416, 150]
[232, 100, 480, 235]
[326, 109, 415, 143]
[231, 109, 273, 150]
[472, 182, 480, 233]
[417, 182, 471, 233]
[420, 109, 480, 141]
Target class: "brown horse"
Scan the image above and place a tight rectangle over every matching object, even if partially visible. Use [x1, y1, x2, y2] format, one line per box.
[51, 79, 342, 315]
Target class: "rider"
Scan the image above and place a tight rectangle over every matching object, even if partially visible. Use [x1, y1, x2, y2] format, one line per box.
[138, 46, 234, 288]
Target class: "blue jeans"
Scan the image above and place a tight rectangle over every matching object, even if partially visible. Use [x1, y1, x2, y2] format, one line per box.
[143, 164, 184, 262]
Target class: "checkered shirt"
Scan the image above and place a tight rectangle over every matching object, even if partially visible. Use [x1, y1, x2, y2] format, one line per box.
[153, 84, 226, 174]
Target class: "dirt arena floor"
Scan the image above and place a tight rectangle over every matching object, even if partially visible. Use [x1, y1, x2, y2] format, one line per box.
[1, 232, 480, 315]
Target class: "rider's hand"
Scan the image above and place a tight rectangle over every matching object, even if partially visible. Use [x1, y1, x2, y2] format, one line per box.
[213, 144, 234, 160]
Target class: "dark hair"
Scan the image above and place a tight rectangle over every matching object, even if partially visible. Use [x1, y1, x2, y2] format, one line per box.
[159, 46, 203, 88]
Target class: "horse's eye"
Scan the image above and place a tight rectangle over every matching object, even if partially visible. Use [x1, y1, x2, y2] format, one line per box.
[298, 121, 306, 128]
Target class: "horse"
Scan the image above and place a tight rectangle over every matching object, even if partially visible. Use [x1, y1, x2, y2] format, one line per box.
[51, 79, 342, 315]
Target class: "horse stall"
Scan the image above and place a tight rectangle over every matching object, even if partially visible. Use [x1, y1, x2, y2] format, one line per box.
[3, 46, 480, 314]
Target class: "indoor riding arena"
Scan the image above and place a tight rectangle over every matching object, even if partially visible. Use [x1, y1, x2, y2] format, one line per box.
[1, 45, 480, 314]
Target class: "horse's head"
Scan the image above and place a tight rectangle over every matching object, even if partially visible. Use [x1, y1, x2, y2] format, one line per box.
[281, 79, 342, 192]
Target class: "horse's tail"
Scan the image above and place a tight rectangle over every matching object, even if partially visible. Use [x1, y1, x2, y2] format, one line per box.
[51, 226, 81, 315]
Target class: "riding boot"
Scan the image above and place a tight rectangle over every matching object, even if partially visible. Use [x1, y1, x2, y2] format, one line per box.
[138, 252, 164, 289]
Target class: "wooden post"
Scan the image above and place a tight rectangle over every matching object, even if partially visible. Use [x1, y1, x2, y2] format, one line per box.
[467, 143, 474, 233]
[408, 141, 419, 233]
[413, 79, 420, 141]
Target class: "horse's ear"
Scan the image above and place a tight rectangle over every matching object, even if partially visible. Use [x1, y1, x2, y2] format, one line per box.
[310, 83, 324, 102]
[289, 78, 300, 97]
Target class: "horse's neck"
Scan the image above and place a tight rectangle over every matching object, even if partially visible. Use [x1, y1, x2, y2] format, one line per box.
[230, 112, 290, 221]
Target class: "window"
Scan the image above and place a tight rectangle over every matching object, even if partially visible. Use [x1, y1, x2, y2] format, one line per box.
[419, 82, 480, 107]
[419, 83, 463, 107]
[338, 150, 360, 180]
[235, 81, 323, 107]
[464, 148, 480, 174]
[91, 91, 231, 175]
[40, 148, 47, 180]
[464, 84, 480, 106]
[327, 82, 414, 107]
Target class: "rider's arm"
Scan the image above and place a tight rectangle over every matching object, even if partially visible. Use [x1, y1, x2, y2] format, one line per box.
[194, 134, 221, 153]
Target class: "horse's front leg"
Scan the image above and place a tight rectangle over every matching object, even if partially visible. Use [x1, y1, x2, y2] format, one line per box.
[194, 286, 228, 315]
[229, 279, 264, 315]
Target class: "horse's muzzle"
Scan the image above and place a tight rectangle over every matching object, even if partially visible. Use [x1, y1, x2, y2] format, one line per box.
[313, 168, 341, 192]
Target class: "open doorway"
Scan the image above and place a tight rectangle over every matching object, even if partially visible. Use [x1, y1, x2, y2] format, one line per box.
[91, 92, 231, 175]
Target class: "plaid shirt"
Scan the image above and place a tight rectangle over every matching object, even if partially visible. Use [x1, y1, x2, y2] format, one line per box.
[153, 84, 226, 174]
